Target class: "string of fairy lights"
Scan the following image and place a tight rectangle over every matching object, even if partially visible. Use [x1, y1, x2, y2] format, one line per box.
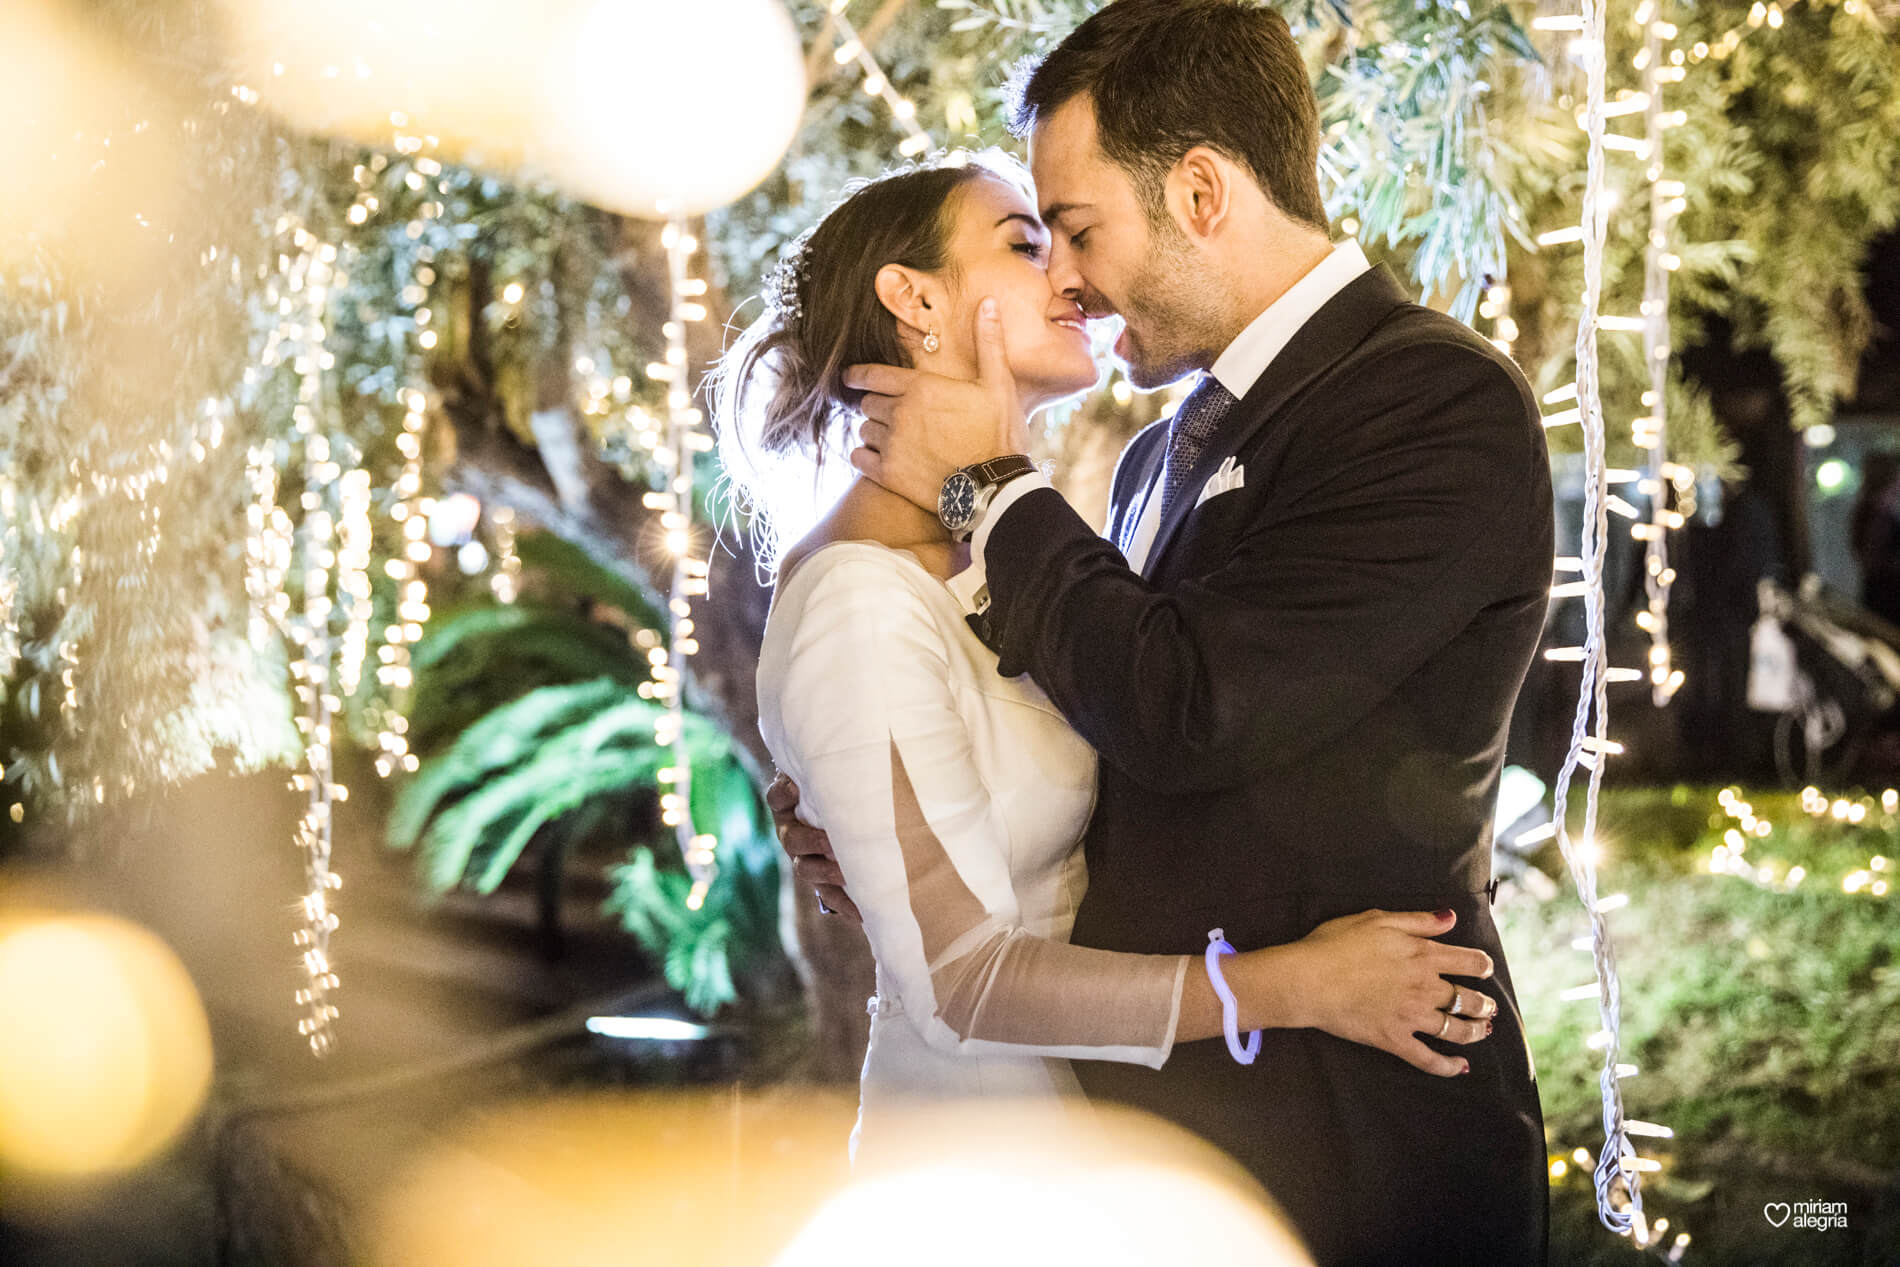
[1529, 0, 1660, 1248]
[247, 212, 349, 1056]
[1515, 1, 1856, 1253]
[649, 215, 720, 911]
[826, 0, 933, 160]
[368, 119, 446, 782]
[1633, 0, 1689, 708]
[372, 384, 430, 779]
[614, 2, 939, 913]
[1524, 5, 1695, 715]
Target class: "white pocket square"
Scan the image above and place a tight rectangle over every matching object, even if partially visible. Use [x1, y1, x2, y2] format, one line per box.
[1195, 457, 1246, 507]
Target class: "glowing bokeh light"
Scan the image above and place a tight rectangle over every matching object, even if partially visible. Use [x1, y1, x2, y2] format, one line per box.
[219, 0, 806, 217]
[0, 910, 212, 1178]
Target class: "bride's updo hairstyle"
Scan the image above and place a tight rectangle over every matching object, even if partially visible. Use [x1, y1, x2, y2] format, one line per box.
[712, 151, 1024, 575]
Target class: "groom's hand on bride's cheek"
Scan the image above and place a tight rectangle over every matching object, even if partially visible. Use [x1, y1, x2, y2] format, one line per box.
[767, 772, 862, 925]
[846, 298, 1027, 511]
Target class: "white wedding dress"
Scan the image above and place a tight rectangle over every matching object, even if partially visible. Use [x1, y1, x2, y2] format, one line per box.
[756, 541, 1190, 1163]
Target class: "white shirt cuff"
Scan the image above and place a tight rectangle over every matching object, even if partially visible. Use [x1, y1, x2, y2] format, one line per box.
[945, 473, 1052, 616]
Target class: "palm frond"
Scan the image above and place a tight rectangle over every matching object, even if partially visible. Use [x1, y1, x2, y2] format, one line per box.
[386, 677, 633, 852]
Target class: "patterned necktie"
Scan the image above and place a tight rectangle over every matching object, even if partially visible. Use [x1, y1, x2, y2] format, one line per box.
[1155, 374, 1239, 526]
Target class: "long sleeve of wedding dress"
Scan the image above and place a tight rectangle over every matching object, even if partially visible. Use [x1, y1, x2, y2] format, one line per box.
[760, 546, 1189, 1069]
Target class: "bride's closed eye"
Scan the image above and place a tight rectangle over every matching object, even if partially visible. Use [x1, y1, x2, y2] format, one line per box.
[1011, 239, 1048, 263]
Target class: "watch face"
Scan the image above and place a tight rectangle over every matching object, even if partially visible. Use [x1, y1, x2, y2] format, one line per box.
[939, 472, 978, 531]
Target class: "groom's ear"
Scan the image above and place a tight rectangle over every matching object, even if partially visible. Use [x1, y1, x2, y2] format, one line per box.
[873, 264, 937, 338]
[1166, 146, 1236, 242]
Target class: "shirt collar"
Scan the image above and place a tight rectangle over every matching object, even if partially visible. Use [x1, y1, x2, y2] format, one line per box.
[1208, 238, 1373, 400]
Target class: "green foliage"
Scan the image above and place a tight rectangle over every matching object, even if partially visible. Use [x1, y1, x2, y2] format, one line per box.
[402, 601, 648, 753]
[1505, 784, 1900, 1263]
[390, 589, 786, 1014]
[1519, 0, 1898, 466]
[1316, 3, 1556, 321]
[604, 774, 783, 1017]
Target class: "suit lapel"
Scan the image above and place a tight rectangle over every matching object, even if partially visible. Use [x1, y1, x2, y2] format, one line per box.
[1108, 420, 1168, 556]
[1141, 264, 1412, 577]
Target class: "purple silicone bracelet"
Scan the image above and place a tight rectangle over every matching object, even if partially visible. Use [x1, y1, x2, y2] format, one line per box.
[1205, 928, 1262, 1066]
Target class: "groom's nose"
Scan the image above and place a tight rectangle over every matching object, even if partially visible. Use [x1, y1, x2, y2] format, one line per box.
[1045, 239, 1086, 302]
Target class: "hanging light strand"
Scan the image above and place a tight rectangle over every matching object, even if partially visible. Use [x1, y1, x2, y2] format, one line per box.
[1534, 0, 1653, 1244]
[375, 385, 429, 777]
[264, 220, 345, 1057]
[1633, 0, 1688, 706]
[827, 0, 933, 158]
[372, 119, 444, 779]
[652, 214, 719, 910]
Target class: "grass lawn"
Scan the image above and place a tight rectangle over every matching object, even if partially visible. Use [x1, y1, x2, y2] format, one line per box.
[1499, 785, 1900, 1265]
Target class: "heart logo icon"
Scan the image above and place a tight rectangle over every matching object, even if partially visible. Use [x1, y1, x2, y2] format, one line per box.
[1764, 1202, 1792, 1227]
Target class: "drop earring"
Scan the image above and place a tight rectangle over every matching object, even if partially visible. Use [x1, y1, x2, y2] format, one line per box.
[923, 329, 940, 354]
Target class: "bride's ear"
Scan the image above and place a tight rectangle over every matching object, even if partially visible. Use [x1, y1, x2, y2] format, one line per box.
[873, 264, 937, 341]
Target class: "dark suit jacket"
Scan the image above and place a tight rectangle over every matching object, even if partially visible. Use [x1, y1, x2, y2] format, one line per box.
[977, 265, 1553, 1266]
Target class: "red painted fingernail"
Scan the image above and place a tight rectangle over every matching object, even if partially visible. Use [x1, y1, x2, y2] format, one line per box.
[1460, 1061, 1471, 1075]
[1485, 1020, 1494, 1035]
[1434, 908, 1454, 919]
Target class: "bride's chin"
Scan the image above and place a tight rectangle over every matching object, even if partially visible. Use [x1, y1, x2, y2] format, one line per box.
[1024, 383, 1095, 416]
[1021, 367, 1104, 414]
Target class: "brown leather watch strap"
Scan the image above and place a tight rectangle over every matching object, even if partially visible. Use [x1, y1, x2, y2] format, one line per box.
[967, 455, 1037, 486]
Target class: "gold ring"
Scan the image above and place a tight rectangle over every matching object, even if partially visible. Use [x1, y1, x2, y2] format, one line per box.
[1436, 1011, 1453, 1039]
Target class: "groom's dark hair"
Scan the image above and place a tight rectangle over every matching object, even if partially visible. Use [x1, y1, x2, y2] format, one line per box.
[1008, 0, 1327, 233]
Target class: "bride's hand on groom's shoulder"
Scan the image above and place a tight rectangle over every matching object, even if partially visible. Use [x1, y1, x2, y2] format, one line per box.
[1276, 909, 1498, 1078]
[845, 298, 1028, 511]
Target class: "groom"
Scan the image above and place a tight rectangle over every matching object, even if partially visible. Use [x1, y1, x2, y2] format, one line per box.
[774, 1, 1552, 1262]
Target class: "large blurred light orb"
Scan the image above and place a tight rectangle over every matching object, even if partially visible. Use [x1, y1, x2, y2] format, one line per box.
[775, 1102, 1314, 1267]
[369, 1090, 858, 1266]
[219, 0, 805, 217]
[0, 911, 213, 1177]
[547, 0, 807, 216]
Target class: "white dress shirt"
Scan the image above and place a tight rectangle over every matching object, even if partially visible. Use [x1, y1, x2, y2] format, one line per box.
[949, 238, 1374, 612]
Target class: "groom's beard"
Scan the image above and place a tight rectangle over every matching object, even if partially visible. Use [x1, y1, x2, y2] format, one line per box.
[1114, 233, 1225, 390]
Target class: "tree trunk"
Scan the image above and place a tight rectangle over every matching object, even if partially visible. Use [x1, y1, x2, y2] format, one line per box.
[436, 212, 876, 1083]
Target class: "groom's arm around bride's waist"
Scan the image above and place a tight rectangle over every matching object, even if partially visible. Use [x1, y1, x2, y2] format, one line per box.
[977, 339, 1551, 792]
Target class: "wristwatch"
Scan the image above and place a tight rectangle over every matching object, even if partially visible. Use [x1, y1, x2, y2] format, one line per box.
[938, 455, 1037, 542]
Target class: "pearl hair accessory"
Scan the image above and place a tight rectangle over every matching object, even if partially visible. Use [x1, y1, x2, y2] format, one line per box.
[762, 233, 814, 325]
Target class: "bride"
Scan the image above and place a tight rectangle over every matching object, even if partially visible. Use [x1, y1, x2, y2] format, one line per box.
[713, 152, 1496, 1162]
